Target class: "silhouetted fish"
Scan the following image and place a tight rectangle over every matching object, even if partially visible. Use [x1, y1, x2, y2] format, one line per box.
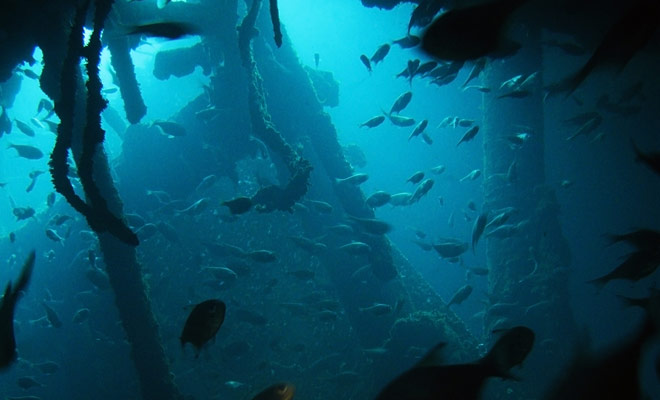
[180, 299, 226, 356]
[251, 382, 296, 400]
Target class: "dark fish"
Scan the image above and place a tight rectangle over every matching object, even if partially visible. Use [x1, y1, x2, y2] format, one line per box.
[127, 22, 200, 39]
[180, 299, 226, 356]
[9, 232, 15, 243]
[42, 303, 62, 328]
[408, 120, 428, 141]
[45, 229, 64, 243]
[421, 132, 433, 145]
[251, 382, 296, 400]
[388, 114, 416, 127]
[360, 54, 372, 73]
[461, 58, 487, 87]
[472, 213, 488, 252]
[631, 141, 660, 176]
[34, 360, 60, 374]
[392, 35, 420, 48]
[101, 87, 118, 94]
[308, 200, 333, 214]
[46, 192, 56, 207]
[406, 59, 420, 85]
[375, 326, 534, 400]
[15, 120, 35, 137]
[406, 171, 425, 184]
[389, 91, 413, 115]
[553, 1, 660, 97]
[246, 250, 278, 263]
[415, 61, 438, 77]
[8, 144, 43, 160]
[359, 303, 393, 316]
[13, 207, 35, 221]
[360, 115, 385, 128]
[222, 197, 253, 215]
[448, 284, 473, 306]
[457, 126, 479, 146]
[421, 0, 527, 61]
[0, 106, 11, 136]
[347, 215, 392, 235]
[20, 68, 39, 80]
[25, 170, 44, 192]
[72, 308, 90, 324]
[152, 120, 186, 137]
[408, 0, 444, 33]
[566, 115, 602, 141]
[371, 44, 391, 64]
[410, 179, 434, 203]
[0, 251, 35, 369]
[17, 376, 43, 390]
[433, 238, 468, 258]
[335, 173, 369, 185]
[366, 191, 391, 208]
[314, 53, 320, 68]
[37, 98, 54, 115]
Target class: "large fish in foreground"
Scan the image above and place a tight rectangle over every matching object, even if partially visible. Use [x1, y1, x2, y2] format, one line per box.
[375, 326, 534, 400]
[180, 299, 226, 357]
[0, 251, 36, 369]
[251, 382, 296, 400]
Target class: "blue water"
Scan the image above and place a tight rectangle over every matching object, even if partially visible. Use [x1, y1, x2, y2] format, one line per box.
[1, 1, 659, 399]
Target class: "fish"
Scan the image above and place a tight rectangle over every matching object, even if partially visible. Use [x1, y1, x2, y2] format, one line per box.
[407, 171, 425, 184]
[392, 35, 420, 48]
[175, 198, 209, 216]
[15, 120, 35, 137]
[101, 87, 118, 94]
[314, 53, 320, 68]
[457, 126, 479, 146]
[195, 174, 218, 192]
[388, 114, 416, 127]
[389, 91, 413, 115]
[406, 59, 421, 85]
[347, 216, 392, 235]
[366, 191, 391, 208]
[0, 106, 11, 136]
[339, 241, 371, 255]
[45, 229, 64, 243]
[460, 169, 481, 182]
[410, 179, 434, 203]
[25, 170, 44, 192]
[431, 165, 446, 174]
[152, 120, 186, 137]
[631, 141, 660, 176]
[34, 360, 60, 374]
[472, 213, 488, 252]
[86, 267, 110, 290]
[222, 197, 253, 215]
[251, 382, 296, 400]
[359, 303, 393, 316]
[486, 222, 521, 239]
[13, 207, 35, 221]
[8, 144, 43, 160]
[553, 1, 660, 97]
[371, 44, 391, 64]
[42, 302, 62, 328]
[408, 120, 428, 141]
[0, 251, 35, 369]
[72, 308, 90, 324]
[421, 0, 528, 61]
[308, 200, 333, 214]
[180, 299, 226, 356]
[127, 22, 200, 39]
[448, 284, 473, 306]
[421, 133, 433, 145]
[413, 239, 434, 252]
[37, 98, 54, 115]
[462, 58, 487, 88]
[462, 85, 491, 93]
[566, 115, 602, 141]
[335, 173, 369, 185]
[20, 68, 39, 80]
[374, 326, 534, 400]
[433, 239, 468, 258]
[415, 61, 438, 77]
[360, 115, 385, 128]
[9, 232, 16, 243]
[360, 54, 372, 73]
[389, 192, 413, 207]
[246, 250, 278, 263]
[485, 208, 516, 230]
[408, 0, 444, 33]
[46, 192, 56, 207]
[17, 376, 43, 390]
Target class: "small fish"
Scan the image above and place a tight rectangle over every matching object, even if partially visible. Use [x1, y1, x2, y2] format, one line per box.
[314, 53, 320, 68]
[335, 173, 368, 186]
[340, 241, 371, 255]
[430, 165, 446, 174]
[13, 207, 35, 221]
[410, 179, 434, 204]
[152, 120, 186, 137]
[415, 61, 438, 77]
[308, 200, 333, 214]
[472, 213, 488, 252]
[359, 303, 393, 316]
[34, 360, 60, 374]
[42, 302, 62, 328]
[388, 114, 416, 127]
[408, 120, 428, 141]
[45, 229, 64, 243]
[389, 91, 413, 115]
[371, 44, 391, 64]
[251, 382, 296, 400]
[406, 171, 425, 184]
[421, 132, 433, 145]
[366, 191, 391, 208]
[17, 376, 43, 390]
[127, 22, 200, 39]
[462, 85, 491, 93]
[433, 239, 468, 258]
[9, 232, 16, 243]
[180, 299, 226, 357]
[25, 170, 44, 192]
[72, 308, 90, 324]
[46, 192, 56, 207]
[360, 115, 385, 128]
[347, 215, 392, 235]
[37, 98, 54, 115]
[246, 250, 278, 263]
[457, 126, 479, 146]
[175, 198, 209, 216]
[8, 144, 43, 160]
[389, 192, 413, 206]
[20, 68, 39, 80]
[392, 35, 421, 48]
[195, 174, 218, 192]
[15, 120, 35, 137]
[462, 58, 487, 87]
[460, 169, 481, 182]
[448, 284, 473, 307]
[360, 54, 372, 73]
